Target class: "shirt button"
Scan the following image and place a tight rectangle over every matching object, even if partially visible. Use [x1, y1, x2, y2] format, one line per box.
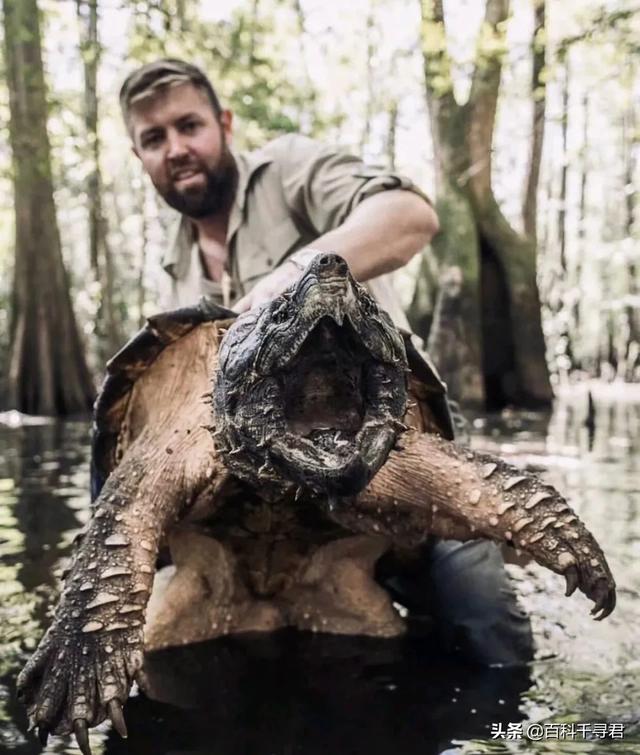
[266, 258, 273, 266]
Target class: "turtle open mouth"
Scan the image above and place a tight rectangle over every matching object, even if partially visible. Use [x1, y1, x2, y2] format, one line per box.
[213, 254, 409, 498]
[268, 315, 383, 492]
[280, 316, 367, 442]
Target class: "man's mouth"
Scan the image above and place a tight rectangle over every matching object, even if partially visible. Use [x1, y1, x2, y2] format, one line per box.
[171, 168, 203, 188]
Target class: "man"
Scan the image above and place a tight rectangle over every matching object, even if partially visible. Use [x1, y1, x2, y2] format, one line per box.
[120, 58, 533, 666]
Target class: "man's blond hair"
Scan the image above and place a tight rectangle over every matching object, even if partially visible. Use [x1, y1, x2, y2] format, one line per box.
[119, 58, 223, 130]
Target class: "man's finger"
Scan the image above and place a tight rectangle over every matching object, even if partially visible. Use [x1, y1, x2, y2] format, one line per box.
[231, 295, 251, 313]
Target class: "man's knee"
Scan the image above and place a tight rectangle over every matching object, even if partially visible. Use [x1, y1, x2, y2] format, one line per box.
[427, 539, 534, 666]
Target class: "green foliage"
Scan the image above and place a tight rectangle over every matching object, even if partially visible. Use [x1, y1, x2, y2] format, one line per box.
[539, 3, 640, 379]
[0, 0, 638, 388]
[557, 6, 640, 59]
[124, 0, 319, 148]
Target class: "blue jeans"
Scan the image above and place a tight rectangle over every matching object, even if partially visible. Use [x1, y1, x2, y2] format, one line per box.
[381, 539, 534, 666]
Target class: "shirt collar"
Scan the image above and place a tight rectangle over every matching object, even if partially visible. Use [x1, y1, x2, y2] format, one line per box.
[162, 145, 273, 278]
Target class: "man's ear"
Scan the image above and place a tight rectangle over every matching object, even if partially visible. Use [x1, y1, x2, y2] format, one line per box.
[220, 109, 233, 144]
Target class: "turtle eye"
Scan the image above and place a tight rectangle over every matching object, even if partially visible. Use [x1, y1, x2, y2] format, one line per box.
[272, 302, 292, 324]
[362, 296, 378, 316]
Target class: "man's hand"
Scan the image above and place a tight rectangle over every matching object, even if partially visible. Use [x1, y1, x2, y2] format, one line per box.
[232, 260, 302, 313]
[233, 248, 329, 313]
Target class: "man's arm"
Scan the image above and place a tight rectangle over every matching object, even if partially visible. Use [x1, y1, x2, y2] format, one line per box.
[233, 189, 439, 312]
[303, 189, 439, 279]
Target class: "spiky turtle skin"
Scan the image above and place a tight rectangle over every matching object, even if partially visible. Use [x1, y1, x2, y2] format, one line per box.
[17, 255, 615, 754]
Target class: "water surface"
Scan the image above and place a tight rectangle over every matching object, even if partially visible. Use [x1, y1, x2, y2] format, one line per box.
[0, 385, 638, 754]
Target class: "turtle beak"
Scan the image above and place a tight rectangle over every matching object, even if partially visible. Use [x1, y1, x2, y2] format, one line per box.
[289, 256, 352, 330]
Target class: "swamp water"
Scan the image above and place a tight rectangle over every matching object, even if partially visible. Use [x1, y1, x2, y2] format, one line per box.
[0, 384, 638, 755]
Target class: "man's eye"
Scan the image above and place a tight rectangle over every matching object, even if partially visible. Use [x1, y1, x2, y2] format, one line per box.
[182, 121, 198, 133]
[141, 133, 162, 148]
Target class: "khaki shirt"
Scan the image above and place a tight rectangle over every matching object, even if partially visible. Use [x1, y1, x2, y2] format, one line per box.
[161, 133, 431, 331]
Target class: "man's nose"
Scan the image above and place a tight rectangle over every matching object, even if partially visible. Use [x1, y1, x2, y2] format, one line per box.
[166, 129, 188, 160]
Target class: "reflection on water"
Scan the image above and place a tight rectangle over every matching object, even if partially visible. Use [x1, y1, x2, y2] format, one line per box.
[0, 418, 92, 754]
[0, 386, 638, 754]
[119, 634, 530, 755]
[463, 383, 640, 754]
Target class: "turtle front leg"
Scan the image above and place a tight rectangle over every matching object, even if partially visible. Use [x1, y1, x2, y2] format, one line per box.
[17, 435, 214, 753]
[338, 431, 616, 620]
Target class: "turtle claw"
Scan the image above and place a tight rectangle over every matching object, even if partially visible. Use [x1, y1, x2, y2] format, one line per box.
[107, 699, 128, 739]
[74, 719, 91, 755]
[564, 566, 579, 597]
[561, 553, 616, 619]
[590, 579, 616, 621]
[18, 624, 141, 750]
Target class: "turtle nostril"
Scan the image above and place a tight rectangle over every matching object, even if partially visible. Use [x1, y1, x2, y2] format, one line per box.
[316, 253, 349, 273]
[335, 257, 348, 273]
[314, 252, 349, 278]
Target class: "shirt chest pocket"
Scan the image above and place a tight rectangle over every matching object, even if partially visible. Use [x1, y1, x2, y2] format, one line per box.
[236, 215, 303, 289]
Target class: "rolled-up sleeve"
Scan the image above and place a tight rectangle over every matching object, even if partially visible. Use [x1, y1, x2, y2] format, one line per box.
[276, 134, 431, 234]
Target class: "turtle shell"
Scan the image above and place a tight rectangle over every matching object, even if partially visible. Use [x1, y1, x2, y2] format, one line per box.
[90, 298, 235, 500]
[401, 331, 454, 441]
[90, 300, 453, 501]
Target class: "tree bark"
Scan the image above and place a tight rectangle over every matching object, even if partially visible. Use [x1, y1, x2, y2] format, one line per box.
[418, 0, 552, 408]
[567, 92, 590, 374]
[175, 0, 187, 31]
[407, 246, 439, 340]
[523, 0, 546, 241]
[558, 55, 570, 274]
[138, 183, 149, 328]
[76, 0, 123, 359]
[2, 0, 95, 415]
[360, 5, 375, 154]
[291, 0, 313, 94]
[578, 93, 588, 243]
[385, 101, 398, 171]
[622, 93, 639, 379]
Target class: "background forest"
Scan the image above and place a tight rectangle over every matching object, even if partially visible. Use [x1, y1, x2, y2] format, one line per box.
[0, 0, 638, 415]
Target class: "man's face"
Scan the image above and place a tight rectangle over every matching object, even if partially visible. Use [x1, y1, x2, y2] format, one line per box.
[129, 83, 237, 219]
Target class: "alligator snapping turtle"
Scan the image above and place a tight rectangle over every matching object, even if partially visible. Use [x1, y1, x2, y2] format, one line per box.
[18, 254, 615, 753]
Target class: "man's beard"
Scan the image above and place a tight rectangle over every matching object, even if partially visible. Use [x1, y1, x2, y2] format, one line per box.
[162, 147, 238, 219]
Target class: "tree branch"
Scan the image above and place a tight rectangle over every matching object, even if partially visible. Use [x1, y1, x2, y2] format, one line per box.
[467, 0, 510, 199]
[420, 0, 457, 113]
[557, 7, 640, 57]
[420, 0, 463, 189]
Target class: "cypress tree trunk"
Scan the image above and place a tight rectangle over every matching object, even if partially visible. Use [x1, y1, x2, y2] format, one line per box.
[138, 183, 149, 328]
[572, 92, 589, 372]
[77, 0, 123, 359]
[622, 94, 639, 379]
[2, 0, 95, 415]
[523, 0, 546, 242]
[360, 6, 375, 154]
[558, 55, 570, 274]
[418, 0, 552, 409]
[386, 101, 398, 171]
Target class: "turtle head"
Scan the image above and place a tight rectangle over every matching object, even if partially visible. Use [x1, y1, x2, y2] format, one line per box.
[213, 253, 408, 498]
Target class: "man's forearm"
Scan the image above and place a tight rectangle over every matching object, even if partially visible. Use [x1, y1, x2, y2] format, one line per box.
[233, 189, 438, 313]
[301, 190, 439, 281]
